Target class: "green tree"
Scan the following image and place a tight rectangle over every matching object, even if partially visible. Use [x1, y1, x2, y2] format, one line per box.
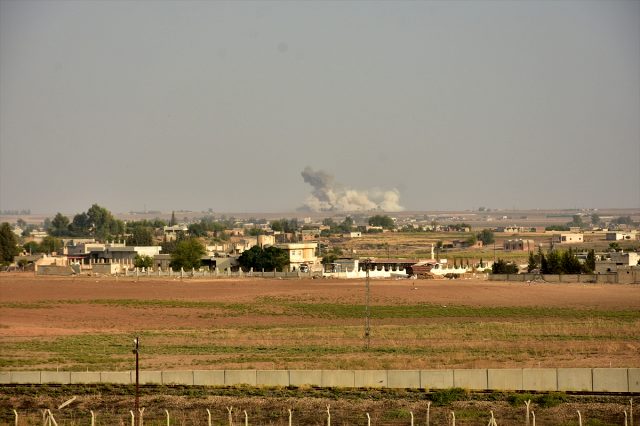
[492, 259, 518, 274]
[246, 227, 266, 236]
[0, 223, 20, 263]
[261, 246, 290, 270]
[134, 254, 154, 268]
[270, 218, 298, 233]
[567, 215, 584, 228]
[590, 213, 601, 225]
[584, 249, 596, 273]
[238, 245, 289, 271]
[170, 238, 206, 271]
[86, 203, 123, 239]
[465, 233, 477, 246]
[539, 248, 548, 273]
[560, 248, 582, 274]
[545, 250, 561, 274]
[169, 211, 177, 226]
[476, 229, 495, 245]
[50, 213, 71, 237]
[69, 212, 90, 236]
[612, 216, 634, 225]
[127, 226, 154, 246]
[322, 218, 337, 228]
[368, 215, 395, 229]
[321, 247, 343, 265]
[188, 223, 207, 237]
[23, 241, 41, 254]
[39, 236, 63, 254]
[545, 225, 570, 232]
[527, 251, 538, 272]
[339, 216, 354, 232]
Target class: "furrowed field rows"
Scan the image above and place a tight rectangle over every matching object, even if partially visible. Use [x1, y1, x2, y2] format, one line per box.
[2, 298, 639, 319]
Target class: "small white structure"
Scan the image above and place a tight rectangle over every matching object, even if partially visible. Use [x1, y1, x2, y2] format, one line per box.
[343, 232, 362, 238]
[552, 233, 584, 244]
[606, 231, 638, 241]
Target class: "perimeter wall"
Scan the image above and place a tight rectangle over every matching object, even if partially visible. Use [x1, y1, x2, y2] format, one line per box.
[2, 368, 638, 393]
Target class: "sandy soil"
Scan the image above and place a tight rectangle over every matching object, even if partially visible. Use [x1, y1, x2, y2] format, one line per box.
[1, 274, 639, 337]
[1, 273, 639, 370]
[2, 273, 639, 307]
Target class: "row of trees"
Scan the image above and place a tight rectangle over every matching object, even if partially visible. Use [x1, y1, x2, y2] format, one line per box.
[492, 249, 597, 275]
[528, 248, 595, 274]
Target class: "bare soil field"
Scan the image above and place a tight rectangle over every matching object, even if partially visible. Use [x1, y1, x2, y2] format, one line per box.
[1, 273, 639, 425]
[1, 273, 639, 372]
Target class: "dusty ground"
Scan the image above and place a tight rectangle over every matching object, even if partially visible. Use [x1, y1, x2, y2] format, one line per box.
[1, 273, 639, 371]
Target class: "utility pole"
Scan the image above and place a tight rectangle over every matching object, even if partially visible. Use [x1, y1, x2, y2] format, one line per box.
[133, 336, 139, 426]
[364, 259, 371, 350]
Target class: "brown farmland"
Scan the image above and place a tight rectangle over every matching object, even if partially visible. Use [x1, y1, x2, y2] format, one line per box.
[1, 273, 639, 371]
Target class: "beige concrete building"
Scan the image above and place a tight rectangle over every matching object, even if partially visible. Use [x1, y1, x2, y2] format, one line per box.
[606, 231, 638, 241]
[257, 234, 275, 247]
[276, 242, 318, 272]
[503, 239, 535, 251]
[552, 233, 584, 244]
[595, 251, 640, 273]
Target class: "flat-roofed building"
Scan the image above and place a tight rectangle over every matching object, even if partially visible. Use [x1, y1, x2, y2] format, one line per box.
[552, 233, 584, 244]
[503, 239, 535, 251]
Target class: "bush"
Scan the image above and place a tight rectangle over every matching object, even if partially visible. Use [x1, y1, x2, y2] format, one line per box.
[492, 259, 519, 274]
[430, 388, 468, 406]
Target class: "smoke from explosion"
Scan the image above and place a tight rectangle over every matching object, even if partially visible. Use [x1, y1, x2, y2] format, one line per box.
[300, 167, 404, 212]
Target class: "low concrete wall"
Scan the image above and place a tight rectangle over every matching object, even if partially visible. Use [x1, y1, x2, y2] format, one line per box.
[387, 370, 420, 389]
[557, 368, 592, 392]
[3, 368, 636, 392]
[193, 370, 225, 386]
[488, 368, 522, 391]
[70, 372, 101, 384]
[289, 370, 321, 387]
[162, 370, 193, 385]
[138, 371, 162, 385]
[257, 370, 289, 387]
[40, 371, 71, 384]
[453, 369, 487, 390]
[321, 370, 354, 387]
[354, 370, 387, 388]
[421, 369, 454, 389]
[629, 368, 640, 393]
[36, 265, 75, 276]
[225, 370, 256, 386]
[592, 368, 628, 393]
[523, 368, 556, 391]
[489, 273, 637, 284]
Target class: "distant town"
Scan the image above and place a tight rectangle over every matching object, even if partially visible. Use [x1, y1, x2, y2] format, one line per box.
[1, 205, 639, 283]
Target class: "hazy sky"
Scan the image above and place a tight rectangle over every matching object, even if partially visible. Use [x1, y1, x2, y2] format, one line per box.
[1, 0, 639, 215]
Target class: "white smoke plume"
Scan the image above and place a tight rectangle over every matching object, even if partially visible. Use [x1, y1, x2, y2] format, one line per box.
[300, 167, 404, 212]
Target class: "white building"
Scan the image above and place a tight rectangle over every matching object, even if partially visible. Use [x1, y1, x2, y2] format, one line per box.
[552, 233, 584, 244]
[606, 231, 638, 241]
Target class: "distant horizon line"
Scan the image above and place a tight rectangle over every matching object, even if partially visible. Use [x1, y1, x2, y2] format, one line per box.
[1, 206, 639, 218]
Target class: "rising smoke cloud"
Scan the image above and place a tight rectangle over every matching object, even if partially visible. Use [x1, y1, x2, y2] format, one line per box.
[300, 167, 404, 212]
